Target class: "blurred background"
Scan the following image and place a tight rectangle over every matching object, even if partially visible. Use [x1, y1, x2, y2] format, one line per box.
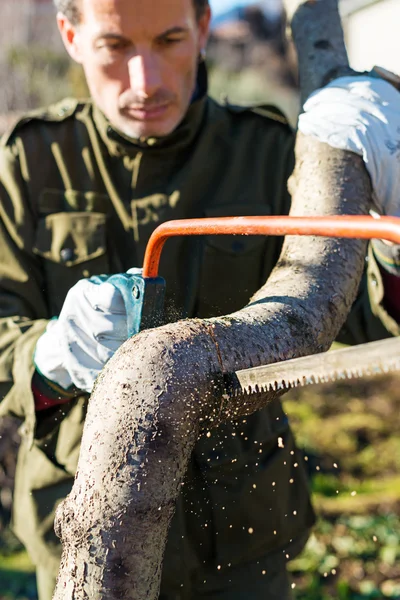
[1, 0, 400, 131]
[0, 1, 400, 598]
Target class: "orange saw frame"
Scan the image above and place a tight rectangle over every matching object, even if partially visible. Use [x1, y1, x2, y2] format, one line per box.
[142, 215, 400, 279]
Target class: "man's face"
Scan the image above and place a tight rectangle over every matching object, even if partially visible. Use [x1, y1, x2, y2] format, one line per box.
[58, 0, 211, 139]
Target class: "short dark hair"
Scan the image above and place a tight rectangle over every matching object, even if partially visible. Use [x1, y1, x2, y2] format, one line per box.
[54, 0, 209, 25]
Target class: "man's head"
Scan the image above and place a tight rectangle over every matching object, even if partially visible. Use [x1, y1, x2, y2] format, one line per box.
[54, 0, 210, 25]
[56, 0, 211, 139]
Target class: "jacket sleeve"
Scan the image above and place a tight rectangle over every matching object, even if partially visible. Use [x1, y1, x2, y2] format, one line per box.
[0, 134, 49, 430]
[336, 246, 400, 345]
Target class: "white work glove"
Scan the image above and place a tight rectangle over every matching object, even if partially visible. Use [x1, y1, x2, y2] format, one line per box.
[298, 76, 400, 218]
[34, 269, 141, 394]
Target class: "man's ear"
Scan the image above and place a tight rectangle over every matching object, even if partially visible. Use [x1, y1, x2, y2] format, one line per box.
[56, 12, 83, 64]
[197, 5, 211, 55]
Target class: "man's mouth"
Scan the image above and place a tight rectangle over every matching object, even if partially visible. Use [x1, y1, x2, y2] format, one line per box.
[123, 104, 171, 121]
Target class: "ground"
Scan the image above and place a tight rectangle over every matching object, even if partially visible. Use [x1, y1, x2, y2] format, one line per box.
[0, 371, 399, 599]
[288, 372, 400, 599]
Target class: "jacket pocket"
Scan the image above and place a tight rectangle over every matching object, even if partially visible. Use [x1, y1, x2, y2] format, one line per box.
[196, 204, 271, 318]
[33, 212, 109, 314]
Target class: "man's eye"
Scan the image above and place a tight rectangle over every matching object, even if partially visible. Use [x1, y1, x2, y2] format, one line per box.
[161, 37, 183, 45]
[108, 42, 126, 51]
[98, 40, 129, 52]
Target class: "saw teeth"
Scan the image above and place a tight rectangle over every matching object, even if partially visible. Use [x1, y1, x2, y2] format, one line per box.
[232, 351, 400, 400]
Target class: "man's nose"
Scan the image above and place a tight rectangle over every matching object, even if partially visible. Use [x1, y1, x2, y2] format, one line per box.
[128, 53, 162, 99]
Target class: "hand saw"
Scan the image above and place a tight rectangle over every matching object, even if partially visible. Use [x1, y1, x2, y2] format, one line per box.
[225, 337, 400, 396]
[108, 215, 400, 395]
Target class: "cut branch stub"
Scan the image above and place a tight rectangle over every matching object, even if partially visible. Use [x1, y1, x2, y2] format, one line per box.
[284, 0, 356, 105]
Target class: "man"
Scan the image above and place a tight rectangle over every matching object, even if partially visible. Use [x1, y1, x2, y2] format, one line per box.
[0, 0, 399, 598]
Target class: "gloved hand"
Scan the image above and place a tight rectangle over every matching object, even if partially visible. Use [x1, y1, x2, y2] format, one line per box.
[34, 270, 140, 394]
[298, 75, 400, 219]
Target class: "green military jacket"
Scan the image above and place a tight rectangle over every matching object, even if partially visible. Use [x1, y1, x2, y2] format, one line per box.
[0, 83, 397, 584]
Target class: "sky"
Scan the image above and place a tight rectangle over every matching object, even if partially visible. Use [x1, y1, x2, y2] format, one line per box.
[210, 0, 256, 15]
[210, 0, 282, 18]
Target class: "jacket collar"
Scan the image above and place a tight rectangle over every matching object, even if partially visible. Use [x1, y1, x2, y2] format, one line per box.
[93, 62, 208, 157]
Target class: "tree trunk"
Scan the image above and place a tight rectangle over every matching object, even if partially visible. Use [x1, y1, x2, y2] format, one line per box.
[53, 1, 372, 598]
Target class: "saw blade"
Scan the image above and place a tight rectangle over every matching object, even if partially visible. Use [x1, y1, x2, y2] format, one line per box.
[227, 337, 400, 396]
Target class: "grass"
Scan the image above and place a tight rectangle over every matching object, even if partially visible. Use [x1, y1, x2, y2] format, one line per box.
[0, 529, 36, 600]
[0, 552, 36, 600]
[285, 372, 400, 599]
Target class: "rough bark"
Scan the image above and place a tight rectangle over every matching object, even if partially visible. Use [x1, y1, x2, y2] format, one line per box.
[284, 0, 356, 105]
[53, 1, 373, 598]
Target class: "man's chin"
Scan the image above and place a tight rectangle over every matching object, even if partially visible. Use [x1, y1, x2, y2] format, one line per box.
[117, 114, 180, 141]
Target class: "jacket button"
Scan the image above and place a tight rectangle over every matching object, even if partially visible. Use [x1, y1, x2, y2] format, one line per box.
[60, 248, 74, 263]
[107, 126, 118, 141]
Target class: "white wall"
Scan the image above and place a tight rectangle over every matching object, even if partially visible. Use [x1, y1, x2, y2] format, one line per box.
[345, 0, 400, 75]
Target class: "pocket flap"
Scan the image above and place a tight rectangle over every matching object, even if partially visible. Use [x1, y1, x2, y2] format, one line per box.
[33, 212, 107, 266]
[39, 189, 109, 214]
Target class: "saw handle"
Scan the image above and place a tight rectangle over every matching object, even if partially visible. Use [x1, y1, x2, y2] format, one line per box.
[90, 272, 165, 338]
[142, 215, 400, 279]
